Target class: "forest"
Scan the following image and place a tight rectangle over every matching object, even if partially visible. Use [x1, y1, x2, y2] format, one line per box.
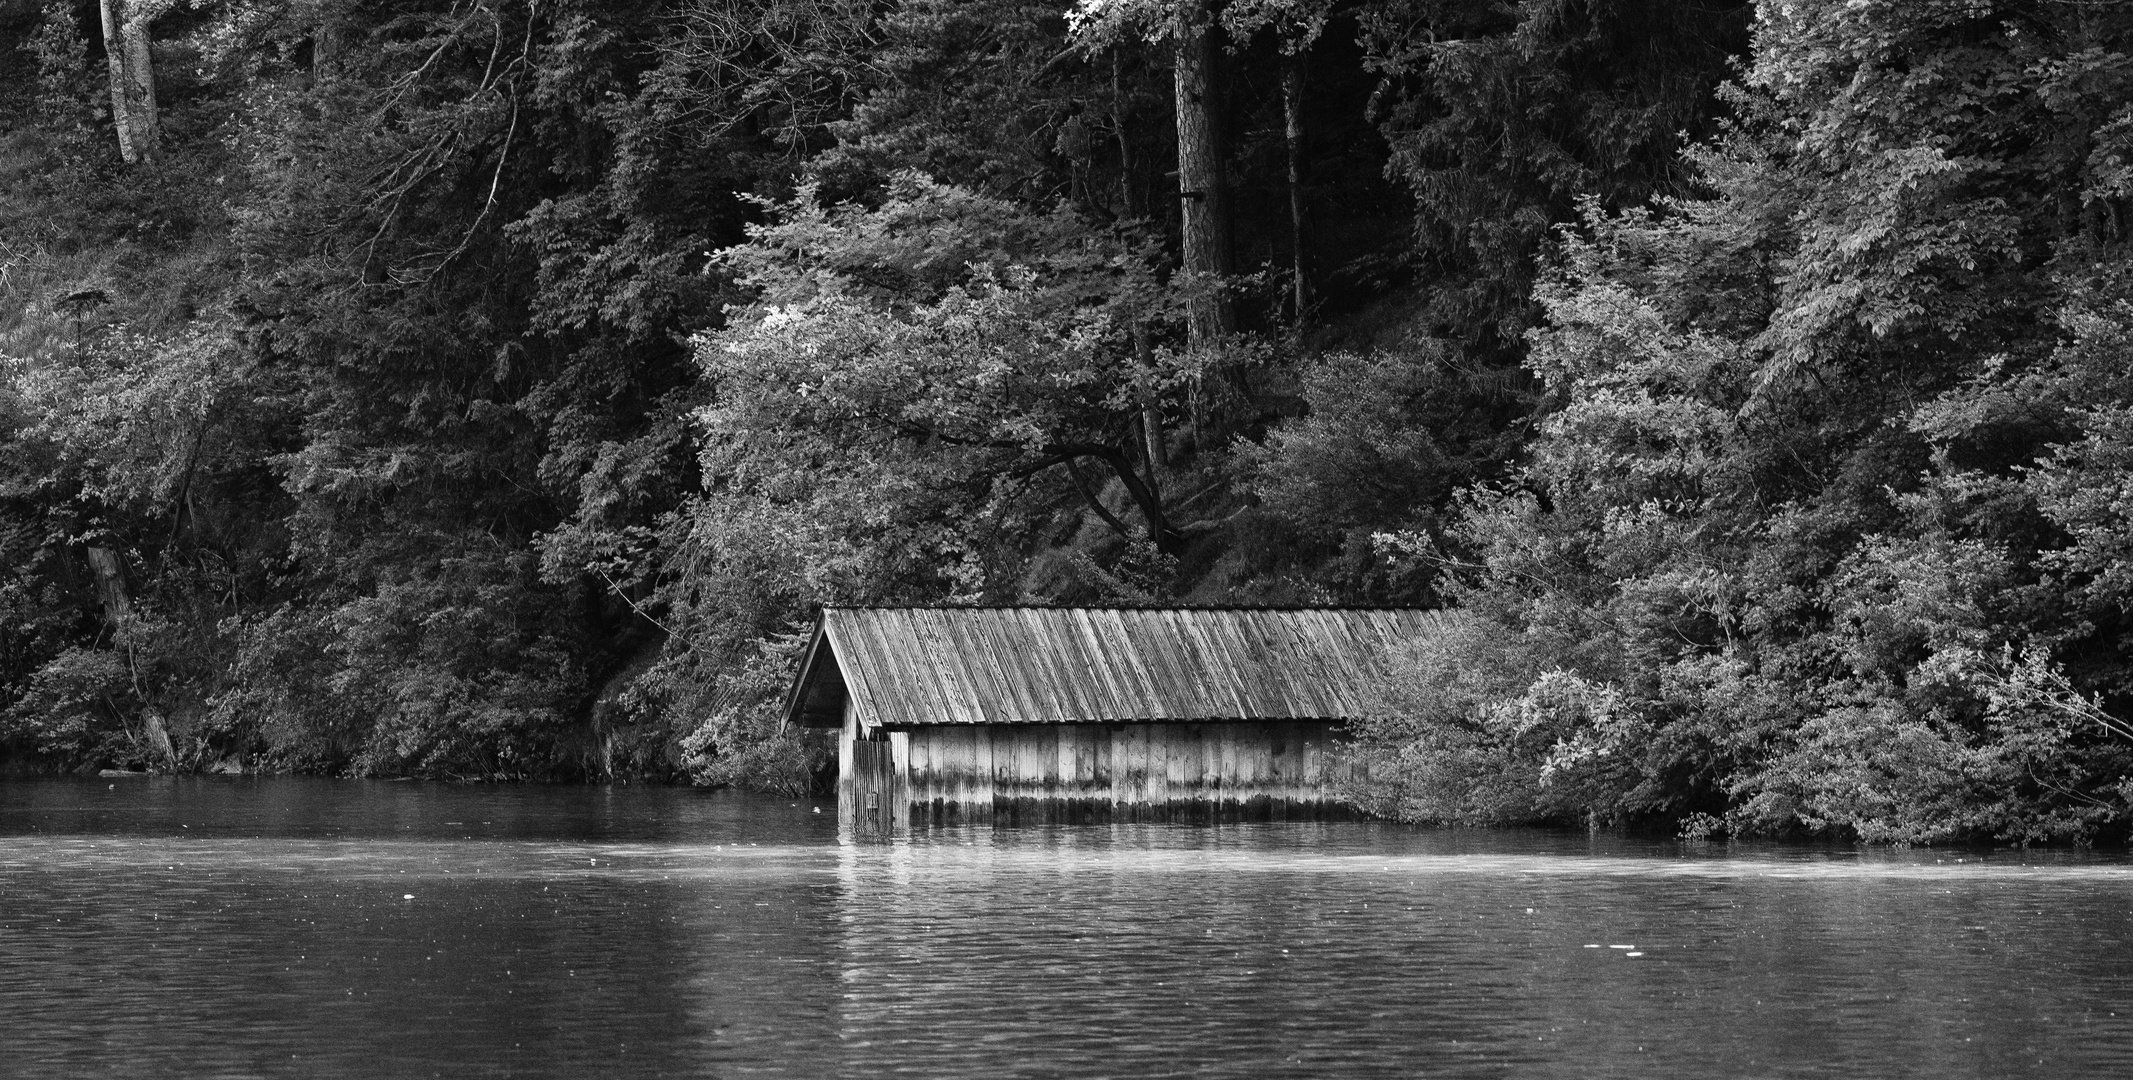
[2, 0, 2130, 844]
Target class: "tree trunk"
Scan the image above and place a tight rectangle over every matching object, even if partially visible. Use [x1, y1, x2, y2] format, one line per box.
[1112, 52, 1140, 219]
[144, 711, 178, 772]
[85, 545, 132, 627]
[98, 0, 159, 164]
[1172, 3, 1232, 347]
[1134, 323, 1166, 472]
[1099, 448, 1183, 557]
[1282, 52, 1310, 323]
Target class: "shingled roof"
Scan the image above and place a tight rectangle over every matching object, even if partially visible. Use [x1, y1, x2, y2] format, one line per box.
[784, 606, 1447, 729]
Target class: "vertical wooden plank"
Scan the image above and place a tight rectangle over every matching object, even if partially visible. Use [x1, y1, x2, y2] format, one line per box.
[1134, 724, 1150, 822]
[1204, 721, 1224, 818]
[936, 726, 959, 824]
[1134, 723, 1160, 819]
[1061, 724, 1082, 791]
[909, 726, 934, 826]
[1223, 723, 1242, 818]
[1091, 724, 1114, 821]
[1030, 725, 1057, 823]
[1224, 722, 1243, 815]
[848, 738, 879, 837]
[994, 726, 1019, 825]
[934, 726, 956, 825]
[1017, 725, 1043, 824]
[1267, 719, 1290, 821]
[1296, 721, 1317, 811]
[866, 738, 886, 836]
[1053, 724, 1076, 822]
[960, 725, 985, 824]
[959, 724, 985, 825]
[972, 725, 995, 823]
[889, 730, 911, 835]
[1114, 723, 1137, 820]
[1139, 722, 1160, 819]
[1091, 725, 1109, 810]
[986, 726, 1008, 824]
[1209, 730, 1225, 821]
[1268, 720, 1286, 819]
[928, 726, 951, 824]
[1056, 724, 1079, 820]
[974, 725, 997, 823]
[1298, 720, 1318, 791]
[1310, 721, 1330, 815]
[1157, 723, 1185, 821]
[1282, 720, 1300, 817]
[1148, 722, 1168, 818]
[1008, 725, 1030, 817]
[1175, 723, 1195, 821]
[946, 726, 974, 824]
[1082, 724, 1100, 789]
[837, 705, 856, 829]
[1194, 725, 1211, 811]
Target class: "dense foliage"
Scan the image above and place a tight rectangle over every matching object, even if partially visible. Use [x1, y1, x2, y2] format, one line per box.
[1350, 0, 2133, 844]
[4, 0, 2128, 842]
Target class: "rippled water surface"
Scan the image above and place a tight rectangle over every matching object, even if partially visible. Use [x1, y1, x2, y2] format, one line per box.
[4, 777, 2132, 1078]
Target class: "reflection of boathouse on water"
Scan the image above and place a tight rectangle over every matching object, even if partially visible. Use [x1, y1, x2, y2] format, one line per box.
[782, 606, 1442, 833]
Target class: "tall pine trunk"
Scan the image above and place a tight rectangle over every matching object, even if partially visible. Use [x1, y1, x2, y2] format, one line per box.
[1172, 3, 1232, 347]
[98, 0, 159, 164]
[1282, 52, 1309, 323]
[1112, 52, 1140, 219]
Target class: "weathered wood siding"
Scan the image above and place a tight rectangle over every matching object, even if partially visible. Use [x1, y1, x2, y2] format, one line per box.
[847, 739, 905, 837]
[887, 721, 1360, 826]
[802, 607, 1440, 830]
[838, 700, 912, 838]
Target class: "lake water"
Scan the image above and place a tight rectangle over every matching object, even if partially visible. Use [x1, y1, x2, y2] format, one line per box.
[3, 777, 2131, 1078]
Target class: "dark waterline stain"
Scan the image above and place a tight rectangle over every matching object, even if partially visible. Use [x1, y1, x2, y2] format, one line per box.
[3, 776, 2131, 1078]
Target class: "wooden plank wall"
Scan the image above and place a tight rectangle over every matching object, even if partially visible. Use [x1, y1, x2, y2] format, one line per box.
[840, 702, 910, 837]
[848, 738, 906, 837]
[891, 721, 1362, 827]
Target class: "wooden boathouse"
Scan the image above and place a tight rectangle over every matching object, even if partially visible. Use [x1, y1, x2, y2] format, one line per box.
[783, 606, 1443, 833]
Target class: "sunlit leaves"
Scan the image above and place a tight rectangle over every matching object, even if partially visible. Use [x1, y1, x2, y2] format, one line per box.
[687, 173, 1177, 608]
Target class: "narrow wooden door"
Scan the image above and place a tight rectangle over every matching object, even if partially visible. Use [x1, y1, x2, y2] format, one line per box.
[848, 737, 903, 837]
